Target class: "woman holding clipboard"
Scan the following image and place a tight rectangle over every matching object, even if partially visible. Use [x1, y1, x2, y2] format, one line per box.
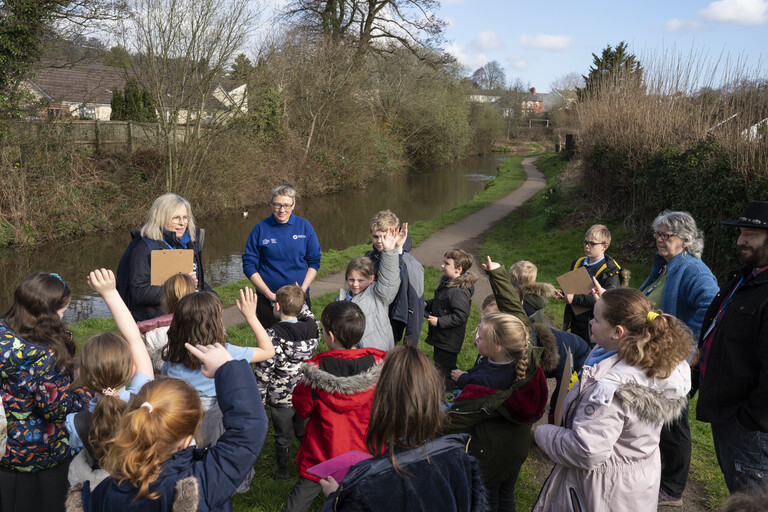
[124, 193, 213, 321]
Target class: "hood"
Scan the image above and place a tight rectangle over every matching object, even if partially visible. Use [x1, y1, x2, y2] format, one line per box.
[587, 357, 691, 425]
[520, 282, 555, 298]
[446, 272, 478, 290]
[530, 324, 561, 374]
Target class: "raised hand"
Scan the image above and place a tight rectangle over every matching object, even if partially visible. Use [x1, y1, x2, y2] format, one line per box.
[380, 226, 398, 252]
[236, 287, 258, 319]
[87, 268, 117, 295]
[481, 256, 501, 272]
[395, 222, 409, 251]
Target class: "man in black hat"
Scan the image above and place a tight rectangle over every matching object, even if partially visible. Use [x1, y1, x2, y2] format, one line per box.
[696, 200, 768, 494]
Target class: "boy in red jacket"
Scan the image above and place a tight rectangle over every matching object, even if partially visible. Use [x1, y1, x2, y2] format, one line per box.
[282, 301, 386, 512]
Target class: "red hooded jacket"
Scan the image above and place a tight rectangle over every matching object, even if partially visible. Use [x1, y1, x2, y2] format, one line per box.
[292, 347, 386, 481]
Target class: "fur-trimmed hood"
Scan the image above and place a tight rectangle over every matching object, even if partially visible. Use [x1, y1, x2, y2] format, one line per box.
[585, 357, 691, 425]
[446, 272, 478, 289]
[521, 282, 556, 298]
[300, 359, 383, 395]
[531, 324, 561, 374]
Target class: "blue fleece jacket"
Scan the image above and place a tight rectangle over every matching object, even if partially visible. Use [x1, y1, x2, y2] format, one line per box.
[242, 214, 321, 293]
[639, 252, 719, 338]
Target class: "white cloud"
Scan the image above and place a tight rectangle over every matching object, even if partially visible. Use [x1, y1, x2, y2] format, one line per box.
[470, 30, 503, 51]
[507, 54, 529, 70]
[518, 34, 573, 51]
[699, 0, 768, 25]
[445, 44, 490, 69]
[664, 18, 703, 32]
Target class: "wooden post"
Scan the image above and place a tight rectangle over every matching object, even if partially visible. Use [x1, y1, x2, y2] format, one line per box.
[127, 121, 134, 154]
[94, 119, 101, 154]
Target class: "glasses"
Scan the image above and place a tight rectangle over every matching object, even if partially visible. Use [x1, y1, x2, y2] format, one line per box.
[583, 240, 604, 248]
[654, 231, 677, 241]
[271, 202, 294, 211]
[171, 216, 189, 224]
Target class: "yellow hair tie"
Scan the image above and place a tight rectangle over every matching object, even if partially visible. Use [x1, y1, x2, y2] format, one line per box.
[647, 311, 660, 323]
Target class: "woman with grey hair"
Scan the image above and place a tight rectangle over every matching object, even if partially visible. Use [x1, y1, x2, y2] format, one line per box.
[639, 210, 718, 507]
[242, 184, 321, 328]
[126, 193, 212, 321]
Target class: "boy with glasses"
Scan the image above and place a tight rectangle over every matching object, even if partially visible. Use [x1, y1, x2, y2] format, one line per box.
[554, 224, 623, 344]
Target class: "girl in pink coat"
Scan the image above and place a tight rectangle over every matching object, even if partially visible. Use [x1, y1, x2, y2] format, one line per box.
[533, 288, 691, 511]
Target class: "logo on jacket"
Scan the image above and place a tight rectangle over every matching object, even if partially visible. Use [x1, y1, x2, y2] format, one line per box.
[293, 234, 306, 240]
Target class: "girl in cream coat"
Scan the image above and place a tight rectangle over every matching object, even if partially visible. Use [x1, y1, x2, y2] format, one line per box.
[533, 288, 691, 512]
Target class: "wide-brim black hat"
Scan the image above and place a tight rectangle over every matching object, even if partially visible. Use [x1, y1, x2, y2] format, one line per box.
[722, 201, 768, 229]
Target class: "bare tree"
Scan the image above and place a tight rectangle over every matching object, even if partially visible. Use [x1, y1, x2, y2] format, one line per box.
[471, 60, 506, 91]
[550, 71, 584, 92]
[282, 0, 446, 62]
[116, 0, 260, 192]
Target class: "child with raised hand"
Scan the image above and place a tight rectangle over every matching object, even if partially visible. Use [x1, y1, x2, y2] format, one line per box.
[0, 272, 92, 512]
[337, 225, 403, 351]
[161, 289, 275, 444]
[532, 288, 692, 511]
[139, 272, 197, 373]
[318, 345, 487, 511]
[80, 342, 268, 511]
[66, 268, 155, 486]
[445, 256, 550, 512]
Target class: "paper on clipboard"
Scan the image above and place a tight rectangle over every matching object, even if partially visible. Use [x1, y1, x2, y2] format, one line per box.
[306, 450, 373, 483]
[556, 266, 593, 316]
[150, 249, 194, 285]
[553, 347, 573, 427]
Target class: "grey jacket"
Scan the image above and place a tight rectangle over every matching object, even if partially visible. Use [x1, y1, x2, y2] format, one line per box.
[533, 353, 690, 512]
[337, 249, 400, 351]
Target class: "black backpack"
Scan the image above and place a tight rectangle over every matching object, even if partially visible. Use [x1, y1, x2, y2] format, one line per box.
[116, 231, 160, 310]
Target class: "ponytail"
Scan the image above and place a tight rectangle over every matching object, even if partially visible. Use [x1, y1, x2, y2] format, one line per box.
[102, 378, 202, 501]
[601, 288, 693, 378]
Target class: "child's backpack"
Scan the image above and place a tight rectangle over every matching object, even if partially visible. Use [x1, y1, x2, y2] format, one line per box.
[116, 231, 160, 310]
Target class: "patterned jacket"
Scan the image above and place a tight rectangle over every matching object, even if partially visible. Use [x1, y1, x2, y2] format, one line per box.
[0, 321, 91, 472]
[253, 306, 320, 408]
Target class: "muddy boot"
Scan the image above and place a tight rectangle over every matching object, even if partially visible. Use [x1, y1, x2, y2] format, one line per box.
[271, 446, 291, 481]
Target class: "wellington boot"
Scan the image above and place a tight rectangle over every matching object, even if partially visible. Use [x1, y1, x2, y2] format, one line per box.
[271, 446, 291, 481]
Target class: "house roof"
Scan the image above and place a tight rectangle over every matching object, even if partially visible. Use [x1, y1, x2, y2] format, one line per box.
[29, 61, 127, 105]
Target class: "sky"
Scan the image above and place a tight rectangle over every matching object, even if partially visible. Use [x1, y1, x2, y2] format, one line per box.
[258, 0, 767, 93]
[437, 0, 767, 92]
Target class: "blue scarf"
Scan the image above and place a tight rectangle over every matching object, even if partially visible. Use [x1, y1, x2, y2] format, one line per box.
[583, 347, 617, 371]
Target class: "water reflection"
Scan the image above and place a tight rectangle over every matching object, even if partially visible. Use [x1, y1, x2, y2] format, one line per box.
[0, 154, 505, 323]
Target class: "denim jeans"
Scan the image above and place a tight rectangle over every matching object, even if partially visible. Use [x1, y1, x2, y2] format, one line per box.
[711, 417, 768, 493]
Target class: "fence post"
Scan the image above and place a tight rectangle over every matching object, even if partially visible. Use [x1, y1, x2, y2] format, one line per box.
[127, 121, 133, 154]
[94, 119, 101, 154]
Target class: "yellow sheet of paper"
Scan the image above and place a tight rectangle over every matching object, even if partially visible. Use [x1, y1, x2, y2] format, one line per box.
[556, 266, 593, 316]
[150, 249, 193, 286]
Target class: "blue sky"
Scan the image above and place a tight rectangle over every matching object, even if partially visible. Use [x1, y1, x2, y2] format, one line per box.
[437, 0, 767, 91]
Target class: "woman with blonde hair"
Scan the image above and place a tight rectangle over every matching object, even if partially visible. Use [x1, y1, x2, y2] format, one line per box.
[123, 193, 213, 322]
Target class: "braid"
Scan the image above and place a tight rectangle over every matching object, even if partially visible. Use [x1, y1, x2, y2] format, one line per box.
[515, 348, 529, 383]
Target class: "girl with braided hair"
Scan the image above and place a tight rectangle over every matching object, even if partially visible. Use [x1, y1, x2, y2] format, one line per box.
[532, 287, 692, 511]
[445, 257, 551, 512]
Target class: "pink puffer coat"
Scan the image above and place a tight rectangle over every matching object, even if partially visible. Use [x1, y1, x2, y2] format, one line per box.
[533, 353, 690, 512]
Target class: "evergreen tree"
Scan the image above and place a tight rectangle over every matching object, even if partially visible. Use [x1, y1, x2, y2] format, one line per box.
[110, 88, 125, 120]
[230, 53, 253, 81]
[110, 80, 157, 122]
[578, 41, 643, 100]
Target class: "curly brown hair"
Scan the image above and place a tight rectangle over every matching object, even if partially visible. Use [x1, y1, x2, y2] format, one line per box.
[600, 288, 693, 379]
[163, 292, 227, 371]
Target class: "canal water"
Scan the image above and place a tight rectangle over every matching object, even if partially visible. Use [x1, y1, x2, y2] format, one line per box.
[0, 153, 506, 323]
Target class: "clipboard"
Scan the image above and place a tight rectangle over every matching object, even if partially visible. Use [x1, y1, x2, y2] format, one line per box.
[556, 266, 593, 316]
[150, 249, 194, 285]
[553, 347, 573, 427]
